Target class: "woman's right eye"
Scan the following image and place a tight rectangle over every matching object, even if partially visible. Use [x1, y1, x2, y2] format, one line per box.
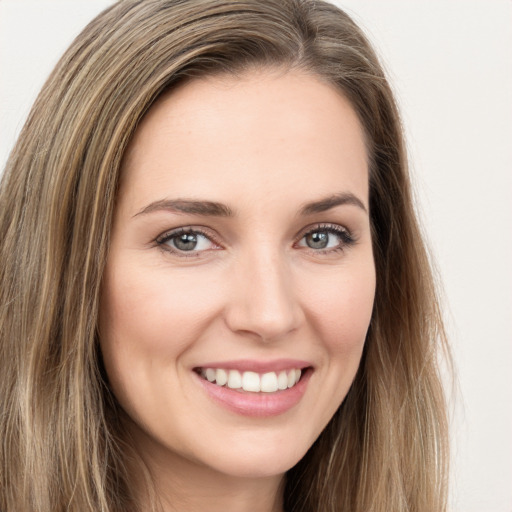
[157, 228, 219, 255]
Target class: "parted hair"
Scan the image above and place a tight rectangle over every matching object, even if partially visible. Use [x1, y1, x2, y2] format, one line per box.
[0, 1, 449, 511]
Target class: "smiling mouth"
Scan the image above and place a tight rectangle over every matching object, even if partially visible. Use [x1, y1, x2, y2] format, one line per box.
[195, 367, 306, 393]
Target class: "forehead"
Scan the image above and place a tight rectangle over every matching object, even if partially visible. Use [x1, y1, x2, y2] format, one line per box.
[120, 69, 369, 212]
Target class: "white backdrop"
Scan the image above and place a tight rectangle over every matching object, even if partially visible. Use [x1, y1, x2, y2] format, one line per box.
[1, 1, 511, 511]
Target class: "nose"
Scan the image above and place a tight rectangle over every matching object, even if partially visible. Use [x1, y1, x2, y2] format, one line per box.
[223, 249, 304, 342]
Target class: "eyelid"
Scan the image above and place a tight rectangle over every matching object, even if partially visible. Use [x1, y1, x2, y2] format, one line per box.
[294, 223, 356, 252]
[154, 222, 356, 258]
[295, 222, 352, 239]
[155, 226, 223, 256]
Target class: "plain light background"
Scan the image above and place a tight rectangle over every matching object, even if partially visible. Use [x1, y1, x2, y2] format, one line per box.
[1, 1, 511, 511]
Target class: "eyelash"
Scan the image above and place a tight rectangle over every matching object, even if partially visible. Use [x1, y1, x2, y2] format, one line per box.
[155, 223, 356, 257]
[298, 224, 356, 254]
[156, 227, 220, 258]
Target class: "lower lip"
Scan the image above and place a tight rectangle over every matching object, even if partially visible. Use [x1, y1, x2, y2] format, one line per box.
[195, 369, 312, 417]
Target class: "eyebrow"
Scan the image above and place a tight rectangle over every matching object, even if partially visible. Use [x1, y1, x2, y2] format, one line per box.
[134, 199, 234, 218]
[134, 191, 367, 219]
[299, 192, 367, 215]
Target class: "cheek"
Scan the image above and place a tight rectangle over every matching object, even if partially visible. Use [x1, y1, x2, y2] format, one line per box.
[301, 259, 376, 356]
[100, 264, 219, 359]
[292, 258, 375, 437]
[98, 263, 216, 428]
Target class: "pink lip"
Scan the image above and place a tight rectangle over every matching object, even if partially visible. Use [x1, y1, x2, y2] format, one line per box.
[194, 367, 312, 418]
[194, 358, 312, 373]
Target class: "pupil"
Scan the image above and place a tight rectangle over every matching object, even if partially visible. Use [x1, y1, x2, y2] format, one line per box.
[174, 233, 197, 251]
[307, 231, 328, 249]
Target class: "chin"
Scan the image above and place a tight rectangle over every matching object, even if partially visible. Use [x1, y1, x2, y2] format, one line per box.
[194, 430, 313, 480]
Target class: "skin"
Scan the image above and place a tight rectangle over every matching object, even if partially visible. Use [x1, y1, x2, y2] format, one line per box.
[99, 68, 376, 512]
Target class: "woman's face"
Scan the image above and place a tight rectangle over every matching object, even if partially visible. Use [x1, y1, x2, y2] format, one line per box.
[99, 69, 375, 481]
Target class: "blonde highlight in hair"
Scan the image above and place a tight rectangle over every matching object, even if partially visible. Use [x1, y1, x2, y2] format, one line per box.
[0, 1, 449, 510]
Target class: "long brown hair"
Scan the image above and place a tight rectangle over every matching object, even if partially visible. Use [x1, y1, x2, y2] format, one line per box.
[0, 1, 449, 510]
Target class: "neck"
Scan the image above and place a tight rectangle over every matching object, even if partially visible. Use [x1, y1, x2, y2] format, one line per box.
[156, 469, 284, 512]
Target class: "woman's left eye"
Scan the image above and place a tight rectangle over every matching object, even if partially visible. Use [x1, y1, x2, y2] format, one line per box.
[297, 225, 354, 252]
[157, 229, 218, 254]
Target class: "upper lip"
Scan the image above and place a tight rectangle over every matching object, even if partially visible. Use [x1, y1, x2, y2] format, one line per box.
[194, 358, 313, 373]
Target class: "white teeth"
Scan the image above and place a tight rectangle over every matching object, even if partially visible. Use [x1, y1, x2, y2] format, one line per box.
[277, 371, 288, 390]
[287, 369, 296, 388]
[260, 372, 278, 393]
[227, 369, 242, 389]
[200, 367, 304, 393]
[242, 371, 260, 392]
[216, 368, 228, 386]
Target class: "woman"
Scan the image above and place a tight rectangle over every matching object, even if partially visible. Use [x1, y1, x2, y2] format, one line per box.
[0, 1, 450, 511]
